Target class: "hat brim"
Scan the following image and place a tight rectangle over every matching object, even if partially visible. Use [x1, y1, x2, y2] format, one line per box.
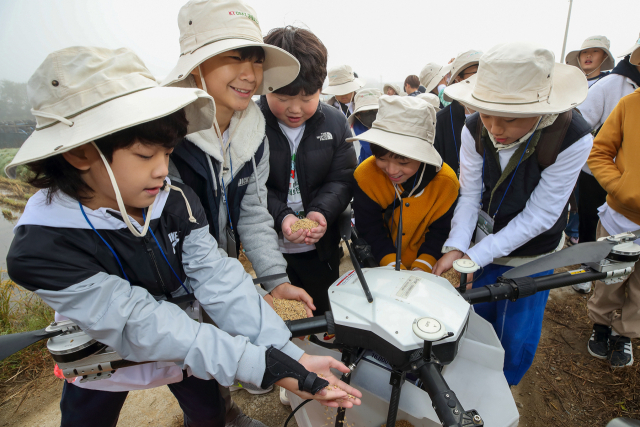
[322, 79, 366, 96]
[447, 61, 480, 87]
[619, 43, 640, 65]
[423, 64, 452, 94]
[565, 48, 615, 71]
[347, 104, 378, 125]
[6, 87, 214, 178]
[443, 63, 588, 118]
[346, 128, 442, 169]
[162, 38, 300, 95]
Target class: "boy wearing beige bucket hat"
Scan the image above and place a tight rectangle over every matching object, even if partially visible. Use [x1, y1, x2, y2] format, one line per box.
[565, 35, 614, 86]
[431, 42, 593, 386]
[572, 33, 640, 294]
[348, 88, 383, 163]
[6, 46, 361, 427]
[383, 83, 405, 96]
[433, 49, 483, 177]
[163, 1, 315, 341]
[322, 64, 365, 118]
[350, 96, 459, 273]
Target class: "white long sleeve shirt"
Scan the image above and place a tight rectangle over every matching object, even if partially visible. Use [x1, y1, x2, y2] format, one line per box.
[443, 125, 593, 267]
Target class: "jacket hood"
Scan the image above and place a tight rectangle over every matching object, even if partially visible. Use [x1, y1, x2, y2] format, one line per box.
[182, 75, 266, 165]
[611, 57, 640, 87]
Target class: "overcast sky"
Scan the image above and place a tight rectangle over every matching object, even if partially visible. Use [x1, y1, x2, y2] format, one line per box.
[0, 0, 637, 87]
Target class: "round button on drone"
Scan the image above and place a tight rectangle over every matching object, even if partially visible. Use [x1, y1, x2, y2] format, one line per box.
[452, 259, 480, 274]
[412, 317, 447, 341]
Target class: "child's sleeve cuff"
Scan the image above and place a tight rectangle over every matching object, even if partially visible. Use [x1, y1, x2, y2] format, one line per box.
[411, 254, 437, 273]
[380, 253, 406, 270]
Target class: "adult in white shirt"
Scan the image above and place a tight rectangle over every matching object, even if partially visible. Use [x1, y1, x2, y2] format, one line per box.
[431, 42, 593, 386]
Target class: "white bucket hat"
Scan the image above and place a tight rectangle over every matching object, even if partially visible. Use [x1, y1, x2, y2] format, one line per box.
[383, 83, 405, 96]
[565, 35, 615, 73]
[322, 65, 365, 96]
[619, 33, 640, 66]
[346, 95, 442, 170]
[419, 62, 452, 93]
[162, 0, 300, 94]
[347, 88, 382, 125]
[444, 42, 588, 118]
[7, 46, 214, 237]
[447, 50, 483, 86]
[7, 46, 214, 179]
[416, 93, 441, 111]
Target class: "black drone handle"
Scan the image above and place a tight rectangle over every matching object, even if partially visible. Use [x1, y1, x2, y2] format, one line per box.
[417, 363, 483, 427]
[285, 312, 334, 337]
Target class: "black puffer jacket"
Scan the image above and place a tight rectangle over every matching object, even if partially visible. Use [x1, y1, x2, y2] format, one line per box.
[259, 96, 357, 261]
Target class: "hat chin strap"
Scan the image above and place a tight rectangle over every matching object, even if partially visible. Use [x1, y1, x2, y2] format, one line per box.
[579, 54, 608, 77]
[91, 142, 154, 237]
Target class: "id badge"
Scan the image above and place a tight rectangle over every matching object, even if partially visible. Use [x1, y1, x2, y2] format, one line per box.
[226, 225, 238, 259]
[474, 209, 494, 243]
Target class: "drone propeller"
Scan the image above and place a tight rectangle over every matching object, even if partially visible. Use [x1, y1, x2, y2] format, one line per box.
[503, 229, 640, 279]
[0, 327, 64, 361]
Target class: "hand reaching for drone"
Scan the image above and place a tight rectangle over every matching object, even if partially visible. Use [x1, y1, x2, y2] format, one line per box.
[277, 354, 362, 408]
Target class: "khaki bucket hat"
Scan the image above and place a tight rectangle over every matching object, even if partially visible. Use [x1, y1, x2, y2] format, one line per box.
[416, 93, 441, 111]
[619, 33, 640, 65]
[347, 88, 382, 125]
[447, 50, 483, 86]
[162, 0, 300, 94]
[346, 95, 442, 169]
[6, 46, 214, 178]
[565, 35, 615, 72]
[419, 62, 451, 93]
[383, 83, 405, 96]
[322, 65, 365, 96]
[444, 42, 588, 118]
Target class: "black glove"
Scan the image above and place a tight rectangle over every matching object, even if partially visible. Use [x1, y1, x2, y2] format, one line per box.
[260, 347, 329, 394]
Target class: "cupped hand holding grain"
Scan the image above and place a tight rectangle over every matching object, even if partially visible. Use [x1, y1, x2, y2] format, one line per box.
[304, 211, 327, 245]
[271, 283, 315, 317]
[277, 354, 362, 408]
[282, 214, 307, 244]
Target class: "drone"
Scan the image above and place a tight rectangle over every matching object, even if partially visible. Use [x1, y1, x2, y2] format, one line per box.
[1, 205, 639, 427]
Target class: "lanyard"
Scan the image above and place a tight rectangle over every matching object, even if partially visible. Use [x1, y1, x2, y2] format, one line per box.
[449, 110, 460, 171]
[219, 149, 235, 232]
[481, 127, 538, 220]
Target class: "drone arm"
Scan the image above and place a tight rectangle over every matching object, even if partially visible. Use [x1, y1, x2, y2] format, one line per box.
[285, 312, 334, 338]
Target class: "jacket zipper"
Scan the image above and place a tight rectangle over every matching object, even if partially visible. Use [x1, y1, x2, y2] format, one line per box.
[143, 237, 172, 299]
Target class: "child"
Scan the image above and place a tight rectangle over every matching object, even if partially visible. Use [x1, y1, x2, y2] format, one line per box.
[163, 0, 314, 317]
[419, 62, 451, 104]
[572, 33, 640, 293]
[323, 65, 365, 118]
[565, 35, 614, 87]
[404, 75, 421, 96]
[586, 87, 640, 367]
[6, 46, 361, 427]
[260, 26, 357, 317]
[351, 96, 458, 272]
[383, 83, 404, 96]
[433, 50, 483, 176]
[347, 88, 383, 163]
[432, 42, 593, 386]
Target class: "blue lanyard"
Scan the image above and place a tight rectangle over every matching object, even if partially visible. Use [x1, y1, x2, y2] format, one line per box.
[79, 202, 190, 295]
[449, 111, 460, 169]
[219, 151, 235, 231]
[481, 126, 538, 220]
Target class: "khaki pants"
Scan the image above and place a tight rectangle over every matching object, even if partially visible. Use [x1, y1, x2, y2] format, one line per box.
[587, 220, 640, 338]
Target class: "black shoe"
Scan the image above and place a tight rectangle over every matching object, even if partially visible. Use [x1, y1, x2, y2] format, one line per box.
[588, 324, 610, 359]
[609, 335, 633, 367]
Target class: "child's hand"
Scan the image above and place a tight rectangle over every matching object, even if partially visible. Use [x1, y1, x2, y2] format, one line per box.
[432, 250, 464, 276]
[282, 215, 307, 244]
[304, 212, 327, 244]
[271, 283, 316, 317]
[277, 354, 362, 408]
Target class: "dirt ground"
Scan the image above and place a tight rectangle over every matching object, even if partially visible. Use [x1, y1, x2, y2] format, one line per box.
[1, 248, 638, 427]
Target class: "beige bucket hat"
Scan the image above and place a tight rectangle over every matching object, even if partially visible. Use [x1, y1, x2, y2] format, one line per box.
[416, 93, 441, 111]
[6, 46, 214, 178]
[565, 35, 615, 72]
[444, 42, 588, 118]
[322, 65, 365, 96]
[346, 95, 442, 169]
[347, 88, 382, 125]
[447, 50, 483, 86]
[162, 0, 300, 94]
[619, 33, 640, 65]
[383, 83, 405, 96]
[419, 62, 451, 93]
